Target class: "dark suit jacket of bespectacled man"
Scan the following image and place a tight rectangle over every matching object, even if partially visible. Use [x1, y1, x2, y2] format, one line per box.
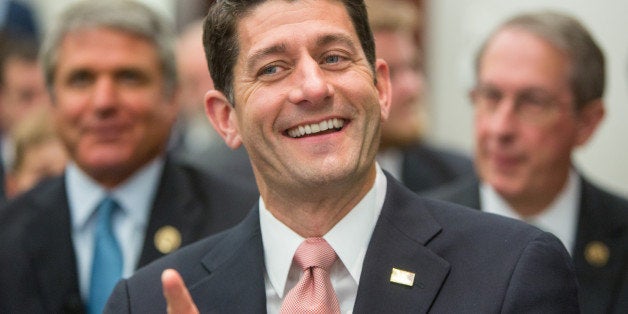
[0, 1, 258, 313]
[105, 0, 579, 313]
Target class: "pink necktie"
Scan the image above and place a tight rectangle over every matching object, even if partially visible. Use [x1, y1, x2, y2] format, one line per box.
[280, 238, 341, 314]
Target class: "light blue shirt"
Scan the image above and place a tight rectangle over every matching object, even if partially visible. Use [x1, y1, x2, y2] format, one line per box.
[68, 157, 164, 301]
[261, 164, 387, 314]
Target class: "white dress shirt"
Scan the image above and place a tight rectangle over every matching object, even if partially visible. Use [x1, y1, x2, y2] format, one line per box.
[481, 169, 580, 255]
[68, 157, 164, 301]
[260, 165, 387, 314]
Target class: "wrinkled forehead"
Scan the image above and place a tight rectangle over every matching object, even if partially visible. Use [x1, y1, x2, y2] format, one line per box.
[234, 0, 358, 58]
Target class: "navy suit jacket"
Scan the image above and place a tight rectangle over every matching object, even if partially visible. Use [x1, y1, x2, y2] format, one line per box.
[424, 174, 628, 314]
[0, 157, 258, 313]
[397, 143, 474, 194]
[105, 174, 578, 313]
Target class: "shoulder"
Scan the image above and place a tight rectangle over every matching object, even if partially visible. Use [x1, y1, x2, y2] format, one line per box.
[162, 157, 259, 208]
[420, 175, 480, 206]
[107, 210, 261, 312]
[386, 177, 554, 250]
[405, 143, 474, 171]
[0, 175, 66, 227]
[581, 177, 628, 219]
[165, 157, 258, 198]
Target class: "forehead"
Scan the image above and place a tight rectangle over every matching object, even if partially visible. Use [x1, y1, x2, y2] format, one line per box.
[479, 28, 571, 87]
[236, 0, 357, 54]
[57, 27, 159, 66]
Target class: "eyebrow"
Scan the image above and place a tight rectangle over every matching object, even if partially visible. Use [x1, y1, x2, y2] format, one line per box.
[316, 33, 358, 54]
[246, 43, 287, 74]
[244, 33, 359, 73]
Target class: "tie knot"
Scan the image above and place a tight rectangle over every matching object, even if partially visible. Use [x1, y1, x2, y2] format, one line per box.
[293, 238, 337, 271]
[96, 197, 119, 220]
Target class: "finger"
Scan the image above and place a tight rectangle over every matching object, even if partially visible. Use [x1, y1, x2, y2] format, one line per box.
[162, 269, 199, 314]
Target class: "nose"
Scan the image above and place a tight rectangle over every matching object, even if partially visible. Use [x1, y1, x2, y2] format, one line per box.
[287, 57, 333, 105]
[483, 97, 518, 139]
[92, 77, 118, 113]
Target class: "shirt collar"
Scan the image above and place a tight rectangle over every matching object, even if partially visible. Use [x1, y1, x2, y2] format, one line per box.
[68, 157, 165, 232]
[260, 164, 387, 297]
[481, 169, 580, 254]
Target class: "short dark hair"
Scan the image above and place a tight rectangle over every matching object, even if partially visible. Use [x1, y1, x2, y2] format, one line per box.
[203, 0, 375, 105]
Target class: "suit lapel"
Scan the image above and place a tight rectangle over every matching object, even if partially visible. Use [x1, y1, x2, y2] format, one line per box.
[573, 178, 628, 313]
[27, 177, 84, 312]
[188, 208, 267, 313]
[138, 159, 204, 266]
[354, 175, 450, 313]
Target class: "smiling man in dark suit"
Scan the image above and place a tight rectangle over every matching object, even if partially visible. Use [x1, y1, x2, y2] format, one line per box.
[0, 1, 257, 313]
[425, 11, 628, 314]
[106, 0, 578, 313]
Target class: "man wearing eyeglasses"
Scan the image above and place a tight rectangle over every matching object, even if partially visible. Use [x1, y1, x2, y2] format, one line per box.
[426, 11, 628, 314]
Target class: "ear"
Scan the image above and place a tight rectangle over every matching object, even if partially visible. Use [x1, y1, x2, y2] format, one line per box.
[204, 90, 242, 149]
[575, 99, 605, 147]
[374, 59, 392, 121]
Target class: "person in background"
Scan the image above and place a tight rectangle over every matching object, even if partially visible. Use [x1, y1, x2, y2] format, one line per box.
[5, 106, 67, 198]
[426, 11, 628, 314]
[0, 0, 39, 41]
[172, 18, 255, 190]
[0, 1, 257, 313]
[0, 34, 49, 204]
[366, 0, 474, 193]
[106, 1, 577, 312]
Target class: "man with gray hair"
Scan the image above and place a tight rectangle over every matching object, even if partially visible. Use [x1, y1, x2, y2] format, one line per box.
[0, 1, 256, 313]
[427, 11, 628, 313]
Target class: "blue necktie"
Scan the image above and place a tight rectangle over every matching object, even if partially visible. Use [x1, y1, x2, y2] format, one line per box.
[88, 197, 122, 314]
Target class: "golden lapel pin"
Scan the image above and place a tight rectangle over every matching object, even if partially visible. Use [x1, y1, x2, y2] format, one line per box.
[390, 268, 415, 287]
[584, 241, 610, 267]
[154, 225, 182, 254]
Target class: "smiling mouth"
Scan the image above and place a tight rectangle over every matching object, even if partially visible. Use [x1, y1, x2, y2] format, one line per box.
[286, 118, 345, 138]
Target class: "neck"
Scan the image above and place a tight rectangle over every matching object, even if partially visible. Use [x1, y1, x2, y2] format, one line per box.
[505, 173, 571, 218]
[260, 166, 377, 238]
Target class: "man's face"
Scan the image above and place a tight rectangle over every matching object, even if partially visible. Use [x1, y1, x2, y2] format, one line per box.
[52, 28, 179, 187]
[473, 28, 593, 203]
[0, 58, 50, 132]
[224, 0, 390, 194]
[374, 29, 425, 148]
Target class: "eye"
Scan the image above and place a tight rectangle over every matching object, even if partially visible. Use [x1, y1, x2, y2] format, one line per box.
[256, 62, 289, 81]
[518, 92, 551, 108]
[473, 86, 501, 104]
[324, 54, 342, 64]
[66, 70, 94, 88]
[320, 52, 351, 71]
[116, 69, 149, 86]
[259, 65, 279, 76]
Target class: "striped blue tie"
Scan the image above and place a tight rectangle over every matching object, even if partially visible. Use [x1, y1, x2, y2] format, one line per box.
[88, 197, 122, 314]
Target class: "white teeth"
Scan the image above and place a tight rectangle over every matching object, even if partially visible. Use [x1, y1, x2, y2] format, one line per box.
[287, 118, 345, 138]
[319, 120, 329, 131]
